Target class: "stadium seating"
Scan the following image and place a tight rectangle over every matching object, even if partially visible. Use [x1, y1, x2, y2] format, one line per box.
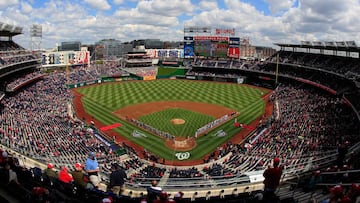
[0, 37, 360, 202]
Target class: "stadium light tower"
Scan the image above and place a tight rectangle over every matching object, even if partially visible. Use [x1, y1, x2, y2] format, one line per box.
[30, 24, 42, 51]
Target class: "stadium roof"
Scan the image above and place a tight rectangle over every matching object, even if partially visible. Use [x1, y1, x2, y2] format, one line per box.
[0, 22, 23, 37]
[274, 41, 360, 52]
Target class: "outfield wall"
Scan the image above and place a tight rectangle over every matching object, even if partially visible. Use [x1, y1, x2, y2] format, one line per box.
[65, 76, 141, 89]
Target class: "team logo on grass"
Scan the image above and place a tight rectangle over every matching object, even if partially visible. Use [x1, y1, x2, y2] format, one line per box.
[175, 152, 190, 160]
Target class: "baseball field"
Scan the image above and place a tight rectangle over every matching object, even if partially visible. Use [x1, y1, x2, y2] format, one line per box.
[74, 79, 269, 162]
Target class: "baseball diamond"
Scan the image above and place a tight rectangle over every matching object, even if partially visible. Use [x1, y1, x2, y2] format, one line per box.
[74, 79, 270, 163]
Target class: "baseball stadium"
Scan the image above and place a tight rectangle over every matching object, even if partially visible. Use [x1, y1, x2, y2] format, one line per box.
[0, 21, 360, 203]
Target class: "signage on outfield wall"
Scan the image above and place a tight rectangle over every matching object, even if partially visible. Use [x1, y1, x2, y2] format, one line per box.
[143, 76, 156, 81]
[237, 78, 244, 84]
[175, 152, 190, 160]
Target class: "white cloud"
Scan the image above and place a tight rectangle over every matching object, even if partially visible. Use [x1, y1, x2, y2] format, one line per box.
[281, 0, 360, 37]
[113, 0, 124, 5]
[137, 0, 194, 17]
[1, 6, 31, 25]
[265, 0, 296, 14]
[1, 0, 360, 49]
[0, 0, 18, 9]
[115, 8, 179, 27]
[198, 0, 218, 11]
[21, 1, 33, 13]
[84, 0, 111, 10]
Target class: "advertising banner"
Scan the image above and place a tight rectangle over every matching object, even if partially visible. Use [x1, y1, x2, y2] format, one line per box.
[215, 28, 236, 36]
[146, 49, 157, 58]
[157, 50, 168, 58]
[229, 37, 240, 47]
[228, 37, 240, 58]
[184, 36, 194, 58]
[143, 75, 156, 81]
[41, 51, 90, 67]
[228, 47, 240, 58]
[169, 50, 179, 58]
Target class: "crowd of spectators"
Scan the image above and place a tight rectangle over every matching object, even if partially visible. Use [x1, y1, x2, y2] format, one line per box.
[0, 148, 141, 203]
[92, 61, 128, 77]
[169, 167, 202, 179]
[5, 71, 44, 91]
[122, 66, 158, 77]
[193, 58, 231, 68]
[0, 43, 359, 202]
[190, 58, 264, 70]
[269, 51, 360, 81]
[130, 165, 166, 187]
[202, 163, 234, 177]
[63, 61, 133, 85]
[0, 49, 42, 67]
[0, 54, 37, 66]
[0, 41, 24, 51]
[186, 55, 360, 116]
[262, 51, 360, 114]
[64, 60, 157, 85]
[224, 83, 359, 172]
[0, 72, 123, 176]
[1, 58, 358, 169]
[186, 69, 242, 78]
[67, 66, 98, 84]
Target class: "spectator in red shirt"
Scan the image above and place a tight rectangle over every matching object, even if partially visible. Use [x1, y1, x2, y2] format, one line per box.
[263, 157, 283, 201]
[58, 166, 74, 184]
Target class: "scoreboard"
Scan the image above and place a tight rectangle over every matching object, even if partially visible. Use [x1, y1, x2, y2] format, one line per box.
[194, 36, 229, 58]
[184, 36, 240, 58]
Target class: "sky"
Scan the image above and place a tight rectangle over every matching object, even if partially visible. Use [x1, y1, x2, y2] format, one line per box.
[1, 0, 360, 49]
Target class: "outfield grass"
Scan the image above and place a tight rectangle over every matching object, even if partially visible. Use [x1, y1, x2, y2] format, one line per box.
[76, 80, 268, 161]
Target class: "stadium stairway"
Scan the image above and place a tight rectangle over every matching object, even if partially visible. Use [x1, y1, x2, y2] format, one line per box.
[276, 184, 329, 203]
[158, 171, 170, 187]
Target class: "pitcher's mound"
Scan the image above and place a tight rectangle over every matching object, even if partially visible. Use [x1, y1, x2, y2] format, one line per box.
[171, 118, 185, 125]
